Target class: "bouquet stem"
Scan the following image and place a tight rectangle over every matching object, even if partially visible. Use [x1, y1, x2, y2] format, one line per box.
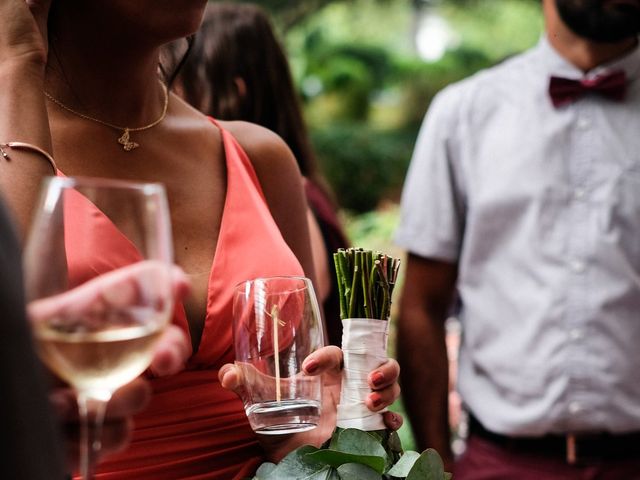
[337, 317, 389, 430]
[333, 248, 400, 431]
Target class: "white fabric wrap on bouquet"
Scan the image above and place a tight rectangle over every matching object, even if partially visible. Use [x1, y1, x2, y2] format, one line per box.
[336, 317, 389, 430]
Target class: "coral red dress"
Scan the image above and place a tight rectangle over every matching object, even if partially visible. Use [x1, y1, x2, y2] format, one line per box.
[66, 120, 304, 479]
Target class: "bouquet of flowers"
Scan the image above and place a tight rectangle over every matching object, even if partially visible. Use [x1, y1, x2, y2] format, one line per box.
[251, 248, 451, 480]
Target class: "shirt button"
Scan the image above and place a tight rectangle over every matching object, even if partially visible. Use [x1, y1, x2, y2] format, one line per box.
[577, 117, 590, 130]
[569, 259, 586, 273]
[573, 187, 586, 200]
[569, 401, 582, 414]
[569, 328, 583, 340]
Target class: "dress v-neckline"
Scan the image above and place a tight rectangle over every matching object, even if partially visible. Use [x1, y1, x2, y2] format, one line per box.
[178, 119, 232, 359]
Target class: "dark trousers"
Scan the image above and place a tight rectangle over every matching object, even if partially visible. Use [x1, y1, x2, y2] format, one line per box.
[454, 435, 640, 480]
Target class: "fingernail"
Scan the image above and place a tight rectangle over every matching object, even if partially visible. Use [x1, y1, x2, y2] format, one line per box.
[305, 359, 319, 374]
[391, 413, 400, 426]
[371, 371, 384, 387]
[219, 365, 232, 379]
[370, 392, 382, 408]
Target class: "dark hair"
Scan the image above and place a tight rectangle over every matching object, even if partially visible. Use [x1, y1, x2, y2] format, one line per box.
[171, 2, 327, 192]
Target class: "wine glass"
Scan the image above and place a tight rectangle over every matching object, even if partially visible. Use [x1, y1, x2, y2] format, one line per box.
[232, 276, 325, 434]
[23, 176, 174, 479]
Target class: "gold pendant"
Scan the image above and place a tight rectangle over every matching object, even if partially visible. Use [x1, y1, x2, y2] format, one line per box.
[117, 129, 140, 151]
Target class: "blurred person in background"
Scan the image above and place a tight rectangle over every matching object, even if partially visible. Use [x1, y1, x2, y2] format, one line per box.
[395, 0, 640, 478]
[166, 2, 350, 347]
[0, 198, 66, 479]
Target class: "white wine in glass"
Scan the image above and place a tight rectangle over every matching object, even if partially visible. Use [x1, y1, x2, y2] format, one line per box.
[23, 176, 175, 480]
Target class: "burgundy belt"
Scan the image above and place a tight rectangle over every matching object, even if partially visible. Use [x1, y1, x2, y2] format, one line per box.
[468, 414, 640, 465]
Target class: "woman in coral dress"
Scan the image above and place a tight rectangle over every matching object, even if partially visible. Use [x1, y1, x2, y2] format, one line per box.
[0, 1, 401, 478]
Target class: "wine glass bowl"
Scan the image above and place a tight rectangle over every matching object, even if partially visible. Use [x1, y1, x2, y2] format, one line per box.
[23, 176, 174, 479]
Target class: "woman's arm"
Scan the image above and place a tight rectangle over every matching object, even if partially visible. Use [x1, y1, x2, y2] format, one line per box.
[220, 120, 318, 289]
[0, 0, 55, 238]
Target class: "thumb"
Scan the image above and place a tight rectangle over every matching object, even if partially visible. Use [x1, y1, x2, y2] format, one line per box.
[219, 364, 249, 403]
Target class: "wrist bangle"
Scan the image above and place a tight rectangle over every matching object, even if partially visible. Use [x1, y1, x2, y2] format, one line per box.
[1, 141, 57, 175]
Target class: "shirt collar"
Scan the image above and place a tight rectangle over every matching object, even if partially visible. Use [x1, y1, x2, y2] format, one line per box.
[535, 33, 640, 81]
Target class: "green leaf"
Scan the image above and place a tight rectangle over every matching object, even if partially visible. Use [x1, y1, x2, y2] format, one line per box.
[336, 463, 382, 480]
[406, 449, 446, 480]
[386, 430, 403, 455]
[264, 445, 328, 479]
[305, 449, 385, 474]
[253, 462, 276, 479]
[334, 428, 387, 458]
[309, 428, 388, 473]
[444, 473, 453, 479]
[329, 427, 344, 450]
[386, 451, 420, 478]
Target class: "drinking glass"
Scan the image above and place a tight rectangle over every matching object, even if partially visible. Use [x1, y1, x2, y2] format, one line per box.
[23, 176, 174, 479]
[233, 276, 325, 434]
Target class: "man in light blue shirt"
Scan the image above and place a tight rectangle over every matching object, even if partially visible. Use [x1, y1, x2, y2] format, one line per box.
[395, 0, 640, 477]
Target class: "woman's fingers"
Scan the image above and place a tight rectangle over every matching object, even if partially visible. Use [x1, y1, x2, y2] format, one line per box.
[149, 324, 190, 376]
[367, 358, 400, 391]
[302, 345, 343, 376]
[105, 378, 151, 418]
[219, 363, 250, 403]
[365, 381, 401, 412]
[170, 265, 191, 301]
[29, 261, 190, 320]
[49, 377, 151, 422]
[382, 411, 404, 431]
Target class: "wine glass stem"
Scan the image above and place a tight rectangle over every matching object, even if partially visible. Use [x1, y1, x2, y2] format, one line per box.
[77, 391, 110, 480]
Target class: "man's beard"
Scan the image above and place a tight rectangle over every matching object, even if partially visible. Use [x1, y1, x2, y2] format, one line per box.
[555, 0, 640, 42]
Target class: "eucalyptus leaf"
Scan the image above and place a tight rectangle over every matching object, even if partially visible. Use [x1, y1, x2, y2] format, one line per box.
[336, 462, 383, 480]
[386, 451, 420, 478]
[305, 449, 386, 474]
[386, 431, 403, 454]
[406, 449, 446, 480]
[334, 428, 388, 459]
[253, 462, 276, 479]
[261, 445, 326, 480]
[329, 427, 344, 450]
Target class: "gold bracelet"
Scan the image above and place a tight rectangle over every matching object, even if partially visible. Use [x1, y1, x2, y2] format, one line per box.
[0, 141, 57, 175]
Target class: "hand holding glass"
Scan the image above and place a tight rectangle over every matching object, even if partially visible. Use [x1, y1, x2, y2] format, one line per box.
[23, 177, 174, 479]
[233, 276, 325, 435]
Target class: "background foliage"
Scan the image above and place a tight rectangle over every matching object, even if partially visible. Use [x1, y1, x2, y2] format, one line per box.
[252, 0, 543, 212]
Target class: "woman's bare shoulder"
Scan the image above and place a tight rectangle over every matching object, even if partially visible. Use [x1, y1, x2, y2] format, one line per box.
[218, 119, 301, 186]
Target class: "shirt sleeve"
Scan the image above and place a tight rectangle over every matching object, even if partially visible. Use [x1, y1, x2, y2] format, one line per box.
[395, 86, 467, 262]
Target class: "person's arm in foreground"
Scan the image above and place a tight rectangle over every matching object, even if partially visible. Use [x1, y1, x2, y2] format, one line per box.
[396, 253, 457, 468]
[38, 264, 191, 468]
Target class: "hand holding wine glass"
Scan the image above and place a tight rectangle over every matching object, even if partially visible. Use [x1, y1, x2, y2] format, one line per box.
[23, 177, 177, 479]
[223, 275, 402, 463]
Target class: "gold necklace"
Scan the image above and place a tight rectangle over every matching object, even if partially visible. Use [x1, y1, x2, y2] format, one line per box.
[44, 83, 169, 152]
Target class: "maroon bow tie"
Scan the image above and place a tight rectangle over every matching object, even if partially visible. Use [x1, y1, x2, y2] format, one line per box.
[548, 70, 627, 108]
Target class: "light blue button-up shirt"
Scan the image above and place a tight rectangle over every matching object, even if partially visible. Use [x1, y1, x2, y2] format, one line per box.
[395, 35, 640, 436]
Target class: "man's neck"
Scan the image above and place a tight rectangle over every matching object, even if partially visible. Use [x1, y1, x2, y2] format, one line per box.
[543, 0, 638, 72]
